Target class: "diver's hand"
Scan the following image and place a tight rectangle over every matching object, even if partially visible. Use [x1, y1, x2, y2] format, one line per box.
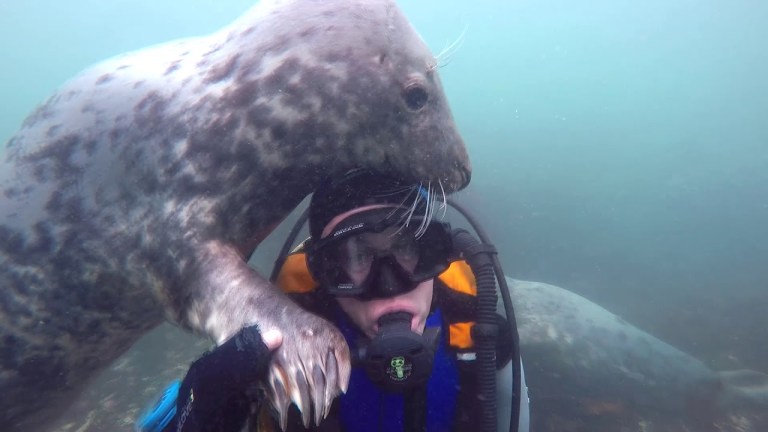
[175, 324, 276, 432]
[261, 329, 283, 350]
[264, 308, 351, 430]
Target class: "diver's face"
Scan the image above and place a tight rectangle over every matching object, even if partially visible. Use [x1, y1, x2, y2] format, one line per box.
[335, 279, 433, 339]
[322, 205, 435, 339]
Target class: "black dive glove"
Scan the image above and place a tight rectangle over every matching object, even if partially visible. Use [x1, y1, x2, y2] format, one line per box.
[171, 325, 273, 432]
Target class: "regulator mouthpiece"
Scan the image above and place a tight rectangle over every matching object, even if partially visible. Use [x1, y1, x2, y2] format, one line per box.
[356, 312, 439, 392]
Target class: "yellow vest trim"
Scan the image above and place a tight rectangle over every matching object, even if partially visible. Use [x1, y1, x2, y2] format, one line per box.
[449, 321, 475, 350]
[276, 253, 316, 294]
[275, 251, 479, 350]
[437, 261, 477, 296]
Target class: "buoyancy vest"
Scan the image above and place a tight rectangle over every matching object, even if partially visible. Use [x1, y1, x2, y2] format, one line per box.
[256, 245, 514, 431]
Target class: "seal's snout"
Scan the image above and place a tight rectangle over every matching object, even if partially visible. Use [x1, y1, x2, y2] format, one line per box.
[458, 162, 472, 190]
[443, 163, 471, 193]
[441, 146, 472, 192]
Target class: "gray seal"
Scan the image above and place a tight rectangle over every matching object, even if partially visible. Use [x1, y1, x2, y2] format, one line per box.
[0, 0, 470, 430]
[509, 278, 768, 431]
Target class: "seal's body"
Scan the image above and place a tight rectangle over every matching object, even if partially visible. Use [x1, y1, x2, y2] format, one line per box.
[0, 0, 470, 429]
[510, 278, 768, 430]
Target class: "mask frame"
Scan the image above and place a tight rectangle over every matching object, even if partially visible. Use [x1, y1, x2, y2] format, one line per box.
[306, 208, 453, 299]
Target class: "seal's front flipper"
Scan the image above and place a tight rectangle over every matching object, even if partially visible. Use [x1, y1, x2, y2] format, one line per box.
[264, 311, 351, 430]
[182, 242, 350, 431]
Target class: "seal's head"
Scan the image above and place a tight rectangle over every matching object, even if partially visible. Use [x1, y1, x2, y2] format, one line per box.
[221, 0, 471, 192]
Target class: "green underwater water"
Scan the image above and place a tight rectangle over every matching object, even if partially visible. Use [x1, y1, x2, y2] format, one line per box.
[1, 0, 767, 430]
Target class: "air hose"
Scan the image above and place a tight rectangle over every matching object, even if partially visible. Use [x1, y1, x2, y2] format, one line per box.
[447, 199, 521, 432]
[452, 229, 499, 432]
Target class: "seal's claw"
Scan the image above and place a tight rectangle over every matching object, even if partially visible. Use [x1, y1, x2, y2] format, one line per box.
[267, 364, 291, 431]
[311, 362, 327, 426]
[335, 346, 351, 394]
[324, 351, 340, 417]
[293, 367, 312, 428]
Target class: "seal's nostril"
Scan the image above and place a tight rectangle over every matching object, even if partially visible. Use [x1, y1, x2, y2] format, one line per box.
[461, 166, 472, 189]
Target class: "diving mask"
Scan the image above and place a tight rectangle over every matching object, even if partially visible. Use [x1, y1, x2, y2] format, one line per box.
[306, 207, 452, 300]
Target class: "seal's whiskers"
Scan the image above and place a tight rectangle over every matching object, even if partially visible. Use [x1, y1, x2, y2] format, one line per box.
[436, 25, 469, 69]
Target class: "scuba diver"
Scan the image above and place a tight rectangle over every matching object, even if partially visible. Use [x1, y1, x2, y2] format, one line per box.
[137, 169, 530, 432]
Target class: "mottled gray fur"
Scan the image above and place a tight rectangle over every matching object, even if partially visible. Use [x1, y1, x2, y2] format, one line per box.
[0, 0, 470, 429]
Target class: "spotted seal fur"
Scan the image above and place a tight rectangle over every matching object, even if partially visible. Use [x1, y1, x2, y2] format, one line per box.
[0, 0, 470, 429]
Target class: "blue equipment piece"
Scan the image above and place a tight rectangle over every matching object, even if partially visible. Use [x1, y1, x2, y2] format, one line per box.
[135, 380, 181, 432]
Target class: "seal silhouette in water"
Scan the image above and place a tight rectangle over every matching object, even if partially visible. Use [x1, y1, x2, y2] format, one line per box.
[0, 0, 470, 429]
[510, 278, 768, 431]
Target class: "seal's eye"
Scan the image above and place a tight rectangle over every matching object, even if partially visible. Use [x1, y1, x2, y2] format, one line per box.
[403, 84, 429, 111]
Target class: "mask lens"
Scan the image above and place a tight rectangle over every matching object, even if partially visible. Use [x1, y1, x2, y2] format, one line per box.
[336, 236, 375, 283]
[336, 228, 419, 285]
[308, 208, 453, 298]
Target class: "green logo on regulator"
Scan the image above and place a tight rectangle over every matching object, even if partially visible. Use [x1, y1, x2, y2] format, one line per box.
[387, 356, 413, 381]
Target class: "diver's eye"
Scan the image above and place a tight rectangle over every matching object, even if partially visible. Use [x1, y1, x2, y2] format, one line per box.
[403, 84, 429, 111]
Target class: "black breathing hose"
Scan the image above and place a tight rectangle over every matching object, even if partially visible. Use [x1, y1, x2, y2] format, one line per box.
[447, 199, 521, 432]
[452, 229, 499, 432]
